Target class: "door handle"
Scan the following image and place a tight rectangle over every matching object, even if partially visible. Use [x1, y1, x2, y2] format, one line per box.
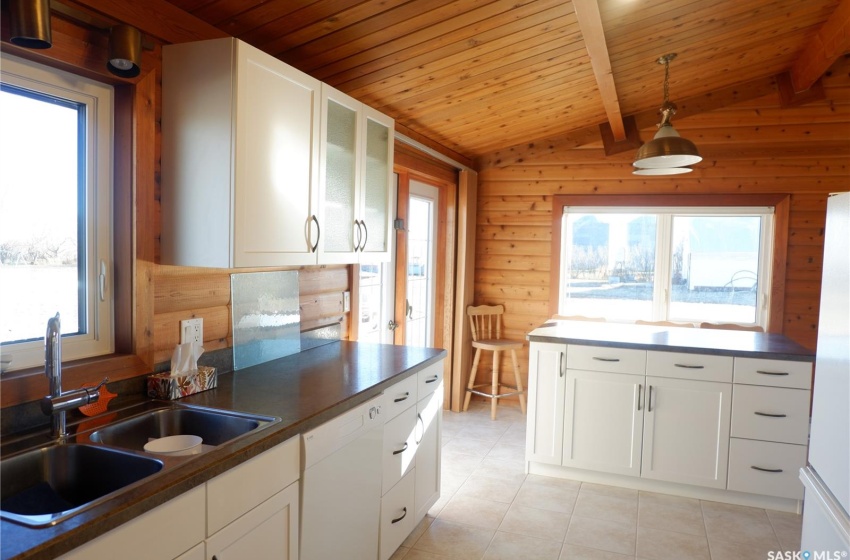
[388, 320, 399, 331]
[310, 215, 320, 253]
[406, 299, 413, 319]
[360, 220, 368, 251]
[647, 385, 654, 412]
[353, 220, 362, 252]
[637, 384, 642, 411]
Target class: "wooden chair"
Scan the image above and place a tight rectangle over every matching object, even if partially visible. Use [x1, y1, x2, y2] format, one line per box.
[463, 305, 527, 420]
[700, 322, 764, 332]
[635, 320, 695, 328]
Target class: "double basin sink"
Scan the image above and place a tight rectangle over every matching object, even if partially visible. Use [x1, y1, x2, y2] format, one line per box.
[0, 401, 279, 527]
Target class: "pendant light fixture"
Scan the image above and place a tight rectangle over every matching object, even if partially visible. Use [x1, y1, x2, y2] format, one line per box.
[633, 53, 701, 175]
[8, 0, 52, 49]
[107, 25, 142, 78]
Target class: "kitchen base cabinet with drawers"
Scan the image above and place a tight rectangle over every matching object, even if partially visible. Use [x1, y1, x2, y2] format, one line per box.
[526, 335, 812, 513]
[59, 437, 300, 560]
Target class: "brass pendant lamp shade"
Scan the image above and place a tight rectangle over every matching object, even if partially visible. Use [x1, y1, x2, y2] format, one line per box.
[633, 54, 702, 175]
[8, 0, 52, 49]
[107, 25, 142, 78]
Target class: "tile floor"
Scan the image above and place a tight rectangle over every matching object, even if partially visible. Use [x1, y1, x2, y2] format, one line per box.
[391, 401, 803, 560]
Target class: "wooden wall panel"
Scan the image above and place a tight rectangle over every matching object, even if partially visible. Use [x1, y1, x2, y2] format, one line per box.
[472, 60, 850, 407]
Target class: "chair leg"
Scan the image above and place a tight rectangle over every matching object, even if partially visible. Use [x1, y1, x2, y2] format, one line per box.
[510, 348, 526, 414]
[463, 348, 481, 411]
[491, 350, 500, 420]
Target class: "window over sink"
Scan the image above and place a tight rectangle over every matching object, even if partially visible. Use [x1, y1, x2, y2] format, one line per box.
[0, 53, 114, 371]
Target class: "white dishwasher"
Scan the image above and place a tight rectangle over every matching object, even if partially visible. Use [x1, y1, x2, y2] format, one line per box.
[301, 393, 385, 560]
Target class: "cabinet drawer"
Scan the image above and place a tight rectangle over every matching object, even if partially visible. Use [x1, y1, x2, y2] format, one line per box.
[727, 438, 807, 499]
[417, 361, 443, 399]
[379, 469, 416, 560]
[207, 436, 300, 536]
[734, 357, 812, 389]
[385, 374, 418, 421]
[731, 385, 810, 445]
[647, 351, 733, 383]
[567, 345, 646, 375]
[382, 405, 417, 495]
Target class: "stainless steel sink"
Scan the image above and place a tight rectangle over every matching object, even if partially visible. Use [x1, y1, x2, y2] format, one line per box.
[87, 405, 278, 452]
[0, 401, 280, 527]
[0, 444, 163, 527]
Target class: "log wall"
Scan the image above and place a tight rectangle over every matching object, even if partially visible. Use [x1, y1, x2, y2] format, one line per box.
[471, 58, 850, 403]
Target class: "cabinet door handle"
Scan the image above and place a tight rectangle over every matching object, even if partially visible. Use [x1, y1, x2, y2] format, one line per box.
[674, 364, 704, 369]
[310, 215, 320, 253]
[360, 220, 368, 251]
[647, 385, 654, 412]
[393, 442, 409, 455]
[592, 357, 620, 362]
[637, 384, 642, 411]
[393, 392, 410, 403]
[353, 220, 362, 252]
[754, 411, 787, 418]
[391, 507, 408, 524]
[756, 370, 790, 376]
[425, 375, 439, 384]
[415, 413, 424, 444]
[751, 465, 783, 473]
[559, 353, 565, 377]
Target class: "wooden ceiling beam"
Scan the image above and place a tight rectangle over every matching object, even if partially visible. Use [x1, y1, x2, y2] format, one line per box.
[572, 0, 625, 141]
[477, 74, 779, 169]
[60, 0, 227, 44]
[789, 0, 850, 92]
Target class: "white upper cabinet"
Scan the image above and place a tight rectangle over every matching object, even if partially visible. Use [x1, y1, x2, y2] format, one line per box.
[318, 85, 394, 264]
[162, 38, 321, 268]
[162, 38, 393, 268]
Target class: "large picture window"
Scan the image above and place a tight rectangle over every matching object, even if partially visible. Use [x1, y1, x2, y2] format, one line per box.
[0, 54, 114, 370]
[553, 195, 788, 329]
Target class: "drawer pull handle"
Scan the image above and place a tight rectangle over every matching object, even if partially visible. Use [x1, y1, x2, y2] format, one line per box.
[394, 392, 410, 403]
[751, 465, 783, 473]
[756, 370, 789, 376]
[674, 364, 704, 369]
[393, 442, 409, 455]
[754, 411, 787, 418]
[391, 507, 408, 524]
[425, 375, 439, 384]
[593, 357, 620, 362]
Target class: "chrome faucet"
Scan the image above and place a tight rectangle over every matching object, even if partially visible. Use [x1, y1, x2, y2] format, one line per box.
[41, 313, 108, 440]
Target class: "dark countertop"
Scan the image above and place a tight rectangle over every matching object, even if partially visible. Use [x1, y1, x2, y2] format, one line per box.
[1, 341, 447, 560]
[527, 320, 815, 362]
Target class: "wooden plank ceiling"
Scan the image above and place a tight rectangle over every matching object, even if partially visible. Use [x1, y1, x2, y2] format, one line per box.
[160, 0, 849, 160]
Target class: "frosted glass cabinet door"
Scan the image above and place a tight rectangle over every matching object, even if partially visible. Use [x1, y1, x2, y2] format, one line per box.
[318, 86, 359, 263]
[233, 42, 321, 267]
[360, 107, 394, 261]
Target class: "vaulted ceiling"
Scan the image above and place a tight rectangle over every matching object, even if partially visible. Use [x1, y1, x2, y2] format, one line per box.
[69, 0, 850, 162]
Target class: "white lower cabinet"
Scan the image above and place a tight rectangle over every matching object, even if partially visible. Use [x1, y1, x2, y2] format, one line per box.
[526, 342, 566, 464]
[58, 485, 206, 560]
[206, 482, 299, 560]
[528, 341, 809, 508]
[378, 363, 443, 560]
[379, 469, 416, 560]
[641, 376, 731, 489]
[562, 369, 642, 476]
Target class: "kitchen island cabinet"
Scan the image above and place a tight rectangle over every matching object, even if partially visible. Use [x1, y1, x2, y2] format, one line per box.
[526, 320, 813, 512]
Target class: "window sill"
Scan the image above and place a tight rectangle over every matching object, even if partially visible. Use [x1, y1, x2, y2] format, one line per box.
[0, 353, 150, 408]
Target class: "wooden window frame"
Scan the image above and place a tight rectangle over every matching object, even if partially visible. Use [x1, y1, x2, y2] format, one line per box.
[0, 31, 155, 407]
[550, 194, 790, 333]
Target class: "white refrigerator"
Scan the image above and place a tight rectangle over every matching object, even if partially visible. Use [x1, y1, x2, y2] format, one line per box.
[800, 191, 850, 554]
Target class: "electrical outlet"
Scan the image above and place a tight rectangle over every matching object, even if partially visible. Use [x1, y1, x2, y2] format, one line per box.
[180, 318, 203, 345]
[343, 291, 351, 313]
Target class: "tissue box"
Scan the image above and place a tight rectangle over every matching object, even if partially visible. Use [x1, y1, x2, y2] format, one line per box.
[147, 366, 217, 400]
